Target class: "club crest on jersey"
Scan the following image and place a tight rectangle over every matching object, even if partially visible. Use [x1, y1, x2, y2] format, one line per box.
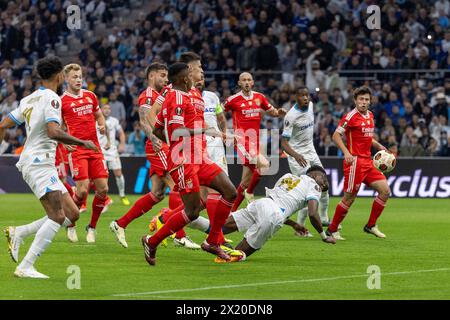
[175, 107, 183, 116]
[86, 97, 93, 104]
[51, 99, 60, 109]
[255, 99, 261, 106]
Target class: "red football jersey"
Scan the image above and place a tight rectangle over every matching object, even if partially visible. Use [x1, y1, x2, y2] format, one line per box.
[138, 86, 167, 155]
[336, 108, 375, 158]
[155, 89, 198, 171]
[189, 86, 207, 154]
[61, 89, 101, 156]
[224, 90, 274, 153]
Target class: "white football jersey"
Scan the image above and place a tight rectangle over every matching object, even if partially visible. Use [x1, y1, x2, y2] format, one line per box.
[265, 173, 321, 221]
[282, 101, 316, 153]
[202, 90, 222, 131]
[9, 87, 62, 170]
[97, 116, 122, 153]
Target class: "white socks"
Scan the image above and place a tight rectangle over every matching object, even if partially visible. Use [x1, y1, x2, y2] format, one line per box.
[188, 216, 210, 232]
[18, 219, 61, 270]
[297, 208, 308, 226]
[116, 175, 125, 197]
[319, 191, 330, 223]
[15, 216, 48, 239]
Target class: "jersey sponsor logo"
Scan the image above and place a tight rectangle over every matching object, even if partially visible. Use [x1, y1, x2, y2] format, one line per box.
[299, 121, 314, 131]
[255, 98, 261, 106]
[51, 99, 60, 109]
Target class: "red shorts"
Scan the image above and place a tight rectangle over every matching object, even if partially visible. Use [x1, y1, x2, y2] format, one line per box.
[170, 162, 223, 195]
[147, 146, 169, 177]
[343, 156, 386, 194]
[69, 153, 109, 181]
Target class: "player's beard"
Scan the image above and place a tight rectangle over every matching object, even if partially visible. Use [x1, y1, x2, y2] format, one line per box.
[56, 84, 64, 96]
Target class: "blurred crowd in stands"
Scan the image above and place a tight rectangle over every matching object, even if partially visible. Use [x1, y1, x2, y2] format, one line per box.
[0, 0, 449, 157]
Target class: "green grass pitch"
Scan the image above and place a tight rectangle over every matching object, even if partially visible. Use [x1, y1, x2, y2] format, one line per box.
[1, 194, 449, 300]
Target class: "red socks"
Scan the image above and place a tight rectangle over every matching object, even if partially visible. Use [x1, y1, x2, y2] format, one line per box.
[63, 181, 74, 197]
[367, 196, 387, 227]
[206, 193, 225, 244]
[329, 201, 350, 233]
[231, 184, 245, 212]
[207, 196, 233, 245]
[149, 209, 190, 247]
[246, 171, 261, 194]
[117, 192, 160, 228]
[90, 193, 107, 228]
[168, 191, 186, 239]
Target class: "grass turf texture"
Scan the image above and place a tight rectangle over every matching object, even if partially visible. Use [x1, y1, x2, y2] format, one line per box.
[0, 194, 449, 300]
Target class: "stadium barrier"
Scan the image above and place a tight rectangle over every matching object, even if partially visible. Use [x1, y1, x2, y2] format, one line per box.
[0, 156, 449, 198]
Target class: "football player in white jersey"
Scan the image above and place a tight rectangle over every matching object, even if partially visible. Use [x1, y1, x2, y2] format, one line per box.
[195, 79, 228, 174]
[215, 166, 336, 262]
[0, 56, 98, 278]
[97, 104, 129, 205]
[281, 87, 338, 238]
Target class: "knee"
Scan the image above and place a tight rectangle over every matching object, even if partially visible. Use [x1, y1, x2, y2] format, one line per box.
[185, 209, 200, 222]
[77, 188, 88, 199]
[225, 186, 237, 201]
[52, 211, 66, 225]
[152, 189, 165, 200]
[96, 184, 109, 196]
[378, 187, 391, 199]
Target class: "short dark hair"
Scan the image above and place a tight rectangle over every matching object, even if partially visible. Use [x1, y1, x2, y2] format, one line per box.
[178, 51, 201, 64]
[306, 165, 327, 175]
[297, 86, 308, 93]
[168, 62, 189, 84]
[353, 86, 372, 100]
[36, 56, 63, 80]
[145, 62, 168, 80]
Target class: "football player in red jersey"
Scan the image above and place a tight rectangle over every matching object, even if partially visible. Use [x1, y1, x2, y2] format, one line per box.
[110, 63, 200, 249]
[61, 63, 110, 243]
[224, 72, 286, 211]
[55, 143, 74, 198]
[327, 86, 391, 240]
[142, 63, 237, 265]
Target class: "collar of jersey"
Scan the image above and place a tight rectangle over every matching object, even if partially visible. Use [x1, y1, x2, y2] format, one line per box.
[240, 90, 253, 100]
[39, 86, 46, 90]
[294, 103, 308, 112]
[356, 108, 371, 119]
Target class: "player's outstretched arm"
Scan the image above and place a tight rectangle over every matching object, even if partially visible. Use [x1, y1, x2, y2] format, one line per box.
[332, 130, 354, 164]
[0, 117, 17, 143]
[47, 122, 98, 151]
[281, 137, 308, 167]
[284, 219, 308, 234]
[307, 199, 336, 244]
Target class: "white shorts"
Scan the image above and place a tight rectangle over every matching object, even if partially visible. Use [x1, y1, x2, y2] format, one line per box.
[103, 151, 122, 170]
[20, 162, 68, 199]
[288, 150, 323, 176]
[231, 198, 284, 249]
[206, 136, 228, 174]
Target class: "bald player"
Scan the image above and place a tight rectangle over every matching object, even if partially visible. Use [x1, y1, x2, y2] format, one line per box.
[223, 72, 286, 211]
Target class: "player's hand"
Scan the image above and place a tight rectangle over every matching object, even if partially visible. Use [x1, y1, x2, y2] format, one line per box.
[98, 126, 105, 135]
[292, 223, 308, 235]
[344, 152, 355, 164]
[151, 135, 162, 152]
[64, 144, 76, 152]
[322, 236, 336, 244]
[277, 108, 287, 117]
[256, 153, 270, 169]
[83, 140, 98, 152]
[118, 143, 125, 153]
[295, 154, 308, 167]
[105, 142, 111, 150]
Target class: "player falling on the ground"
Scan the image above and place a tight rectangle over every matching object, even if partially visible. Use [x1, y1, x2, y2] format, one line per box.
[142, 62, 238, 265]
[216, 167, 336, 263]
[326, 86, 391, 240]
[1, 56, 98, 278]
[61, 63, 110, 243]
[97, 103, 130, 205]
[110, 62, 200, 250]
[224, 72, 286, 211]
[281, 87, 340, 238]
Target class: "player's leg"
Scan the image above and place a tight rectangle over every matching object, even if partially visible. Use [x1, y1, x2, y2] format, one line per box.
[231, 165, 254, 211]
[310, 155, 331, 225]
[110, 154, 129, 205]
[364, 174, 390, 238]
[15, 191, 68, 278]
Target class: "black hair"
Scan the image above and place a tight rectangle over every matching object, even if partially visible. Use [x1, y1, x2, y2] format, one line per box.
[36, 56, 63, 80]
[168, 62, 189, 84]
[145, 62, 168, 80]
[297, 86, 308, 93]
[178, 51, 201, 64]
[306, 165, 327, 175]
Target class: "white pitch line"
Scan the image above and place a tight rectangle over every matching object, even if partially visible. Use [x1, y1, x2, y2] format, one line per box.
[111, 267, 450, 297]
